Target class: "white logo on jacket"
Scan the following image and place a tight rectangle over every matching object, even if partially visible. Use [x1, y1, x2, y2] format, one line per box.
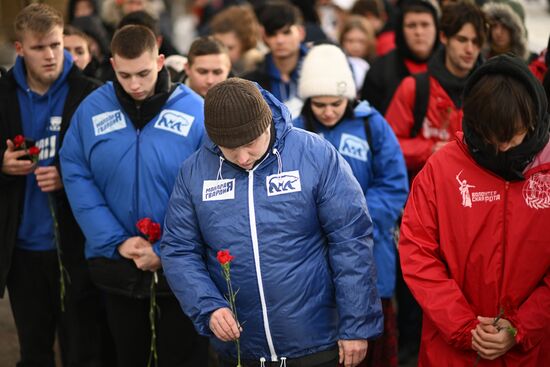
[154, 110, 194, 137]
[456, 170, 500, 208]
[523, 173, 550, 209]
[266, 170, 301, 196]
[92, 110, 127, 136]
[339, 133, 369, 162]
[48, 116, 62, 132]
[203, 179, 235, 201]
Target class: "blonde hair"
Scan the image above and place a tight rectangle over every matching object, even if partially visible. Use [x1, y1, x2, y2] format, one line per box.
[339, 15, 377, 61]
[15, 3, 63, 41]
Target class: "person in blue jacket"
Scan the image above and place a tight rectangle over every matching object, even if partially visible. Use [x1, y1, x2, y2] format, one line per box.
[160, 77, 383, 367]
[294, 44, 409, 367]
[59, 25, 207, 367]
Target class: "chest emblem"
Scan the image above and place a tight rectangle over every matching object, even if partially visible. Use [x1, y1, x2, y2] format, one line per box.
[523, 172, 550, 209]
[456, 170, 500, 208]
[154, 110, 194, 137]
[203, 179, 235, 201]
[266, 170, 301, 197]
[338, 133, 369, 162]
[92, 110, 127, 136]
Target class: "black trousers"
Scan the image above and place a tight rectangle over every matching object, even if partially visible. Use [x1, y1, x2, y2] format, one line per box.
[103, 292, 208, 367]
[219, 348, 339, 367]
[7, 248, 108, 367]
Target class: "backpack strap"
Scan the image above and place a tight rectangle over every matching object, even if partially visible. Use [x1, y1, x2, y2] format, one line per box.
[363, 116, 374, 156]
[411, 72, 430, 138]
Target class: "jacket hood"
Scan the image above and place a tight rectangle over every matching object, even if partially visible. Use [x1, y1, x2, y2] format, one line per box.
[462, 54, 550, 180]
[354, 100, 376, 118]
[205, 84, 293, 156]
[13, 50, 73, 97]
[395, 0, 440, 63]
[482, 1, 529, 61]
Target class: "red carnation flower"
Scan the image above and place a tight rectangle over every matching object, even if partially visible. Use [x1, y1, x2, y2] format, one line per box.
[217, 249, 234, 265]
[28, 146, 40, 157]
[14, 135, 25, 148]
[136, 217, 162, 243]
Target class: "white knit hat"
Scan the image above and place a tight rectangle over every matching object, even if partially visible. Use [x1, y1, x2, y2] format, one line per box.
[298, 44, 356, 100]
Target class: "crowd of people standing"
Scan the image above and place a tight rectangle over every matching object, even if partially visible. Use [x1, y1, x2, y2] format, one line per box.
[0, 0, 549, 367]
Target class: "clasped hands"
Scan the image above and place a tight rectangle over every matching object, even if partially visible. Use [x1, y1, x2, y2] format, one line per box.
[471, 316, 517, 360]
[118, 236, 161, 271]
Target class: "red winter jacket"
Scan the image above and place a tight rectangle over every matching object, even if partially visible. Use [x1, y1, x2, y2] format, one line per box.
[399, 132, 550, 367]
[385, 75, 463, 176]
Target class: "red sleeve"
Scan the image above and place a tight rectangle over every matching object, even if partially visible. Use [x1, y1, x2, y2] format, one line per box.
[385, 77, 434, 172]
[399, 163, 478, 350]
[508, 270, 550, 351]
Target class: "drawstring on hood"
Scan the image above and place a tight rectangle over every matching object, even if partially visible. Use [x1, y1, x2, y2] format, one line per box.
[462, 54, 550, 181]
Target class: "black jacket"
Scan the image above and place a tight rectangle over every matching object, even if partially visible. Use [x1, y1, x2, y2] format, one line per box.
[360, 49, 411, 115]
[0, 65, 100, 297]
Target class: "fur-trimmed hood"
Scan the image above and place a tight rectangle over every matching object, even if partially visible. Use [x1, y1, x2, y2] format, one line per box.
[482, 1, 529, 61]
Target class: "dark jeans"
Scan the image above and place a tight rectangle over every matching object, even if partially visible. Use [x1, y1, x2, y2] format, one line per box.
[103, 292, 208, 367]
[7, 248, 107, 367]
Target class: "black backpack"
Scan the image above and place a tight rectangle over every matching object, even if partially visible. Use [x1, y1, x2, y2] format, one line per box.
[410, 72, 431, 138]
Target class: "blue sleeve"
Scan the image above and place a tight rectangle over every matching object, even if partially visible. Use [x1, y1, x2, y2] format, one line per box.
[366, 114, 409, 242]
[59, 110, 129, 259]
[315, 142, 383, 340]
[160, 163, 228, 336]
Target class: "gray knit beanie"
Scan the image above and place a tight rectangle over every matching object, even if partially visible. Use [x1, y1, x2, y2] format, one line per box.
[204, 78, 272, 148]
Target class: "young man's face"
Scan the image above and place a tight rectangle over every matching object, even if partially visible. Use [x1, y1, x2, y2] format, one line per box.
[263, 24, 304, 60]
[185, 53, 231, 97]
[64, 34, 92, 70]
[214, 32, 242, 64]
[310, 96, 349, 127]
[111, 50, 164, 101]
[15, 25, 64, 91]
[219, 128, 271, 170]
[402, 12, 437, 60]
[441, 23, 481, 78]
[490, 22, 512, 51]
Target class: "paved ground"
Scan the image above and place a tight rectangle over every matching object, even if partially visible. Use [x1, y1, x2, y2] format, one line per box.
[0, 296, 20, 366]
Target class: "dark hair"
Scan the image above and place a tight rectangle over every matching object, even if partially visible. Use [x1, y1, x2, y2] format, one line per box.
[300, 98, 355, 132]
[351, 0, 386, 18]
[15, 3, 63, 41]
[188, 36, 229, 66]
[440, 1, 487, 47]
[118, 10, 160, 37]
[209, 5, 259, 52]
[64, 24, 92, 50]
[463, 74, 536, 145]
[257, 1, 303, 36]
[111, 25, 157, 59]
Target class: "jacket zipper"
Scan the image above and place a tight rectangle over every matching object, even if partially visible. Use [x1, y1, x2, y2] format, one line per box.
[500, 181, 509, 299]
[247, 157, 278, 362]
[135, 105, 142, 219]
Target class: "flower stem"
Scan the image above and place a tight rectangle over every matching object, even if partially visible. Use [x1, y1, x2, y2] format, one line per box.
[47, 194, 70, 312]
[147, 271, 159, 367]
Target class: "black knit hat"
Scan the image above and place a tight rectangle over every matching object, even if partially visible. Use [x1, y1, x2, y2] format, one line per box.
[204, 78, 272, 148]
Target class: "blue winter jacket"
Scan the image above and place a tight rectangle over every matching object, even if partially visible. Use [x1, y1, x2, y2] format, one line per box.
[294, 102, 408, 298]
[60, 82, 204, 259]
[161, 87, 383, 363]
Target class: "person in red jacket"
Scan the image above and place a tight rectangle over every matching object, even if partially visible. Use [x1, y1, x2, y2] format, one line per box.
[399, 53, 550, 366]
[385, 0, 487, 180]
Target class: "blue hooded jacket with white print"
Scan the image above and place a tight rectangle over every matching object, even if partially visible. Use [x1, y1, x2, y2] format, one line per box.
[160, 86, 383, 362]
[14, 50, 73, 251]
[59, 82, 204, 259]
[294, 102, 409, 298]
